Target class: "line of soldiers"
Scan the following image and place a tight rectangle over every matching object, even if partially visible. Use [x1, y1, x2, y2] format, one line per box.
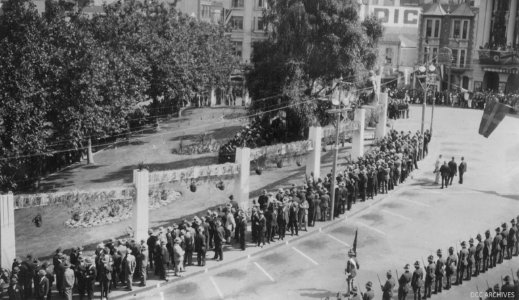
[344, 216, 519, 300]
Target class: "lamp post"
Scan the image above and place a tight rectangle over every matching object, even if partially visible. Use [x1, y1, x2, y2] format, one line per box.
[418, 64, 436, 134]
[324, 83, 352, 221]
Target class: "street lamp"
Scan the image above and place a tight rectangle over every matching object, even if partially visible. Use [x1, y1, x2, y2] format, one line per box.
[417, 64, 436, 134]
[324, 81, 353, 221]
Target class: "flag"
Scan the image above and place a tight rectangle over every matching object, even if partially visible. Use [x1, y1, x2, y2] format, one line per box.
[479, 99, 511, 138]
[352, 228, 358, 254]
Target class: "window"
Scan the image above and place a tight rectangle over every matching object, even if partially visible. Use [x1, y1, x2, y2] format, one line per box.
[232, 0, 244, 8]
[201, 5, 211, 19]
[434, 20, 440, 37]
[232, 41, 242, 58]
[462, 76, 469, 89]
[423, 47, 429, 64]
[256, 17, 265, 31]
[385, 48, 393, 65]
[425, 18, 441, 38]
[432, 48, 438, 64]
[230, 16, 243, 30]
[452, 19, 470, 40]
[257, 0, 265, 8]
[452, 20, 461, 38]
[462, 20, 469, 39]
[459, 49, 466, 67]
[452, 49, 459, 66]
[426, 19, 432, 37]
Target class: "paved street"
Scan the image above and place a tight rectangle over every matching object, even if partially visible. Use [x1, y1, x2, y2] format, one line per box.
[119, 105, 519, 300]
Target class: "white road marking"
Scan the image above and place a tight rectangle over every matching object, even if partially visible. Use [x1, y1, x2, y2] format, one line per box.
[326, 234, 350, 247]
[254, 262, 275, 282]
[401, 198, 431, 208]
[292, 247, 319, 266]
[382, 209, 413, 222]
[356, 222, 387, 235]
[209, 276, 224, 299]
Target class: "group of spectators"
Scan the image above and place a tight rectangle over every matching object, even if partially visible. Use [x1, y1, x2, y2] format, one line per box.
[0, 125, 431, 300]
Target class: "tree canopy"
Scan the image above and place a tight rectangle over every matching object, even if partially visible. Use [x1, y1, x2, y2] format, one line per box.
[0, 0, 236, 191]
[246, 0, 383, 140]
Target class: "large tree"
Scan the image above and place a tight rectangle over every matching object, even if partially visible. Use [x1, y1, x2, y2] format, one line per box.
[247, 0, 383, 140]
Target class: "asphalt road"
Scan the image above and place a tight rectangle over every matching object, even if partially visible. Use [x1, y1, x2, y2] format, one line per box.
[127, 105, 519, 300]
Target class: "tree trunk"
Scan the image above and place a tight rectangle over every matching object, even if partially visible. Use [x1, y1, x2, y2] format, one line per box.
[87, 138, 95, 165]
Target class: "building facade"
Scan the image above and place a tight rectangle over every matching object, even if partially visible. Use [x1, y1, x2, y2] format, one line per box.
[417, 1, 477, 92]
[365, 0, 423, 88]
[473, 0, 519, 93]
[224, 0, 267, 64]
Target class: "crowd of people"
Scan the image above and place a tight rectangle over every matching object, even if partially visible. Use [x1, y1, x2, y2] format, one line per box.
[0, 126, 431, 300]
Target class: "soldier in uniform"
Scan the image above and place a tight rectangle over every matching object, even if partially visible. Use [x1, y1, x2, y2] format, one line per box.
[483, 230, 492, 272]
[456, 241, 468, 285]
[501, 223, 509, 261]
[411, 261, 424, 300]
[424, 256, 435, 299]
[492, 227, 502, 267]
[434, 249, 445, 294]
[398, 264, 412, 300]
[445, 247, 457, 290]
[381, 270, 396, 300]
[510, 219, 517, 258]
[467, 238, 476, 280]
[345, 249, 359, 296]
[515, 216, 519, 256]
[474, 234, 483, 277]
[363, 281, 375, 300]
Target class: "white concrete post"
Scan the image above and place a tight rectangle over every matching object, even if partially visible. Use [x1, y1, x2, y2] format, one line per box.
[234, 148, 251, 211]
[133, 169, 149, 242]
[375, 92, 389, 139]
[306, 126, 322, 180]
[352, 109, 366, 160]
[210, 88, 216, 107]
[0, 192, 15, 268]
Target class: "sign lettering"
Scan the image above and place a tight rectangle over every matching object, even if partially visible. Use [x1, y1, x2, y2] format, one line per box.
[370, 6, 422, 27]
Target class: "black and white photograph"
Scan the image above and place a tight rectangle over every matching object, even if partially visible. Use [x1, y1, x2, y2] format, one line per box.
[0, 0, 518, 299]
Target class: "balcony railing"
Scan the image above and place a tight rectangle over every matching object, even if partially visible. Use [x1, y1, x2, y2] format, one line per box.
[478, 49, 519, 65]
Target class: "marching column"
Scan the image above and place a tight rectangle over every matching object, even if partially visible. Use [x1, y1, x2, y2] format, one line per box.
[0, 192, 16, 268]
[133, 169, 150, 242]
[352, 109, 366, 160]
[375, 92, 388, 138]
[306, 126, 322, 180]
[234, 148, 251, 211]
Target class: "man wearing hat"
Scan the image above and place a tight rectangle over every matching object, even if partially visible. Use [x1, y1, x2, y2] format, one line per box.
[36, 269, 49, 300]
[398, 264, 412, 300]
[483, 230, 493, 272]
[445, 247, 457, 290]
[345, 249, 359, 296]
[456, 241, 468, 285]
[63, 260, 75, 300]
[424, 256, 435, 299]
[146, 230, 157, 270]
[474, 234, 484, 277]
[501, 275, 514, 296]
[349, 286, 361, 300]
[434, 250, 445, 294]
[138, 240, 148, 286]
[258, 190, 269, 212]
[81, 257, 96, 300]
[501, 223, 509, 261]
[467, 238, 476, 280]
[214, 220, 225, 261]
[363, 281, 375, 300]
[492, 227, 502, 267]
[195, 227, 207, 267]
[509, 219, 517, 258]
[382, 270, 396, 300]
[173, 238, 185, 277]
[515, 216, 519, 256]
[123, 248, 136, 291]
[411, 261, 423, 300]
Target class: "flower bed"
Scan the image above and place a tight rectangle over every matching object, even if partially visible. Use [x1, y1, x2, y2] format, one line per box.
[64, 188, 181, 229]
